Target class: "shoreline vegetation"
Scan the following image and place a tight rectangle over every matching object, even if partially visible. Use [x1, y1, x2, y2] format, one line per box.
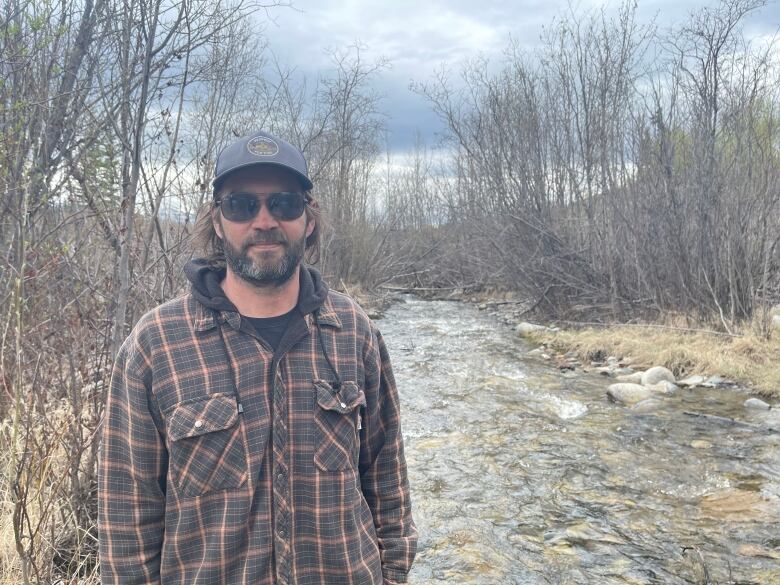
[527, 323, 780, 401]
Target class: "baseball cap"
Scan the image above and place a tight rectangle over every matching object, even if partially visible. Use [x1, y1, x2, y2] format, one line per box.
[212, 130, 313, 192]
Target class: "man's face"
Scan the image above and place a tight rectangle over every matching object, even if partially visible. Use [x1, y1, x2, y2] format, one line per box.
[213, 166, 315, 288]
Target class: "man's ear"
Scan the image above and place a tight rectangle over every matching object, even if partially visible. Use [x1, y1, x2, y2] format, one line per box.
[305, 215, 315, 238]
[212, 206, 224, 239]
[304, 198, 318, 238]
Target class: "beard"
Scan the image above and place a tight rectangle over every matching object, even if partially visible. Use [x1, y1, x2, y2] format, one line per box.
[221, 226, 306, 288]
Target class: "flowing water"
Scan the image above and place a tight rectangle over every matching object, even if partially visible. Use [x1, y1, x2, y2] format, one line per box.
[377, 296, 780, 585]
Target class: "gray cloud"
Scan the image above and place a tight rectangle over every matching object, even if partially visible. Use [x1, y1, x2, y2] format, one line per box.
[261, 0, 780, 152]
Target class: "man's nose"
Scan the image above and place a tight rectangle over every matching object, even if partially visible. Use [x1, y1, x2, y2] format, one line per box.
[250, 200, 280, 230]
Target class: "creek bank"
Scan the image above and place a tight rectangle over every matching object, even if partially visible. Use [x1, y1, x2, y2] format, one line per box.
[354, 288, 780, 401]
[464, 297, 780, 402]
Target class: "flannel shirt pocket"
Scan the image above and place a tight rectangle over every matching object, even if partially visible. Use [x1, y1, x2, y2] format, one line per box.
[314, 380, 366, 471]
[167, 393, 248, 497]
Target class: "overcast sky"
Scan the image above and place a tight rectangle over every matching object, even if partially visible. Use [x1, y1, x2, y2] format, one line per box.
[260, 0, 780, 155]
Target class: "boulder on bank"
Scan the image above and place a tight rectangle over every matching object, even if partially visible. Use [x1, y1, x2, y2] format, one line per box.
[607, 383, 654, 405]
[516, 322, 549, 336]
[641, 366, 676, 386]
[744, 398, 771, 411]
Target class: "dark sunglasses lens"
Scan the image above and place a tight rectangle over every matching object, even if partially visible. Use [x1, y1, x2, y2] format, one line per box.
[220, 192, 306, 222]
[221, 193, 258, 222]
[268, 192, 306, 220]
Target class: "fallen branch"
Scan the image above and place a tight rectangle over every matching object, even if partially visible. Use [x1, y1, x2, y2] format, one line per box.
[556, 321, 742, 338]
[683, 411, 778, 433]
[378, 284, 480, 293]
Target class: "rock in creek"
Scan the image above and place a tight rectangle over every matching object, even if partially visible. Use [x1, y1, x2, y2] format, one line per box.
[607, 383, 654, 405]
[646, 380, 679, 395]
[744, 398, 771, 411]
[691, 440, 712, 449]
[641, 366, 676, 386]
[678, 375, 706, 387]
[701, 375, 728, 388]
[630, 398, 664, 413]
[616, 371, 644, 384]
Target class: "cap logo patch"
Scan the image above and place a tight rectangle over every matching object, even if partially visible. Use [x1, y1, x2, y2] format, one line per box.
[247, 136, 279, 157]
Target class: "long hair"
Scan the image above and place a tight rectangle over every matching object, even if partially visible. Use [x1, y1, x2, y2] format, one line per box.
[192, 194, 322, 266]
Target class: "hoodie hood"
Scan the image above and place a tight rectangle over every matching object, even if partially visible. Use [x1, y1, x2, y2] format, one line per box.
[184, 258, 329, 316]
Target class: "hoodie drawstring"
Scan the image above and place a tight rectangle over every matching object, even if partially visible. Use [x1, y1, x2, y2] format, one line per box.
[314, 311, 342, 392]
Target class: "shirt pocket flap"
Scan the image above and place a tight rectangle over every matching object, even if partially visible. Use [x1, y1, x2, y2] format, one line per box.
[168, 394, 239, 441]
[314, 380, 366, 414]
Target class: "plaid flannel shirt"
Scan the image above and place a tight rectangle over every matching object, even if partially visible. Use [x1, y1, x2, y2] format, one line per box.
[98, 267, 417, 584]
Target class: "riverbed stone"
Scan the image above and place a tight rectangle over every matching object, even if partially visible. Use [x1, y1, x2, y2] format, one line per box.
[700, 488, 775, 520]
[607, 383, 654, 405]
[701, 375, 726, 388]
[691, 440, 712, 449]
[641, 366, 675, 386]
[647, 380, 679, 395]
[630, 398, 664, 413]
[516, 322, 549, 336]
[737, 544, 780, 560]
[616, 371, 644, 384]
[744, 398, 771, 411]
[678, 375, 706, 387]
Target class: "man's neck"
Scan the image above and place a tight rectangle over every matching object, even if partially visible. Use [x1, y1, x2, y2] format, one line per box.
[221, 267, 301, 318]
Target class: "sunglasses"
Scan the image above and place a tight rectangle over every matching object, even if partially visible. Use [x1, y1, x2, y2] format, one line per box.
[216, 191, 308, 223]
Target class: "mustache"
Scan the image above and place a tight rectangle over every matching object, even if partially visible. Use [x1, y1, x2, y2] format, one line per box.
[242, 230, 287, 249]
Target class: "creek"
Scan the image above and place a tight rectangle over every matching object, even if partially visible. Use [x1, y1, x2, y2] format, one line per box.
[377, 296, 780, 585]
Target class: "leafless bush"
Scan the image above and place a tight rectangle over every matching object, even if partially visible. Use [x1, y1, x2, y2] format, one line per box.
[415, 0, 780, 327]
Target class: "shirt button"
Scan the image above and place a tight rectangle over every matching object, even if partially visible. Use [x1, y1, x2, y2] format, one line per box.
[277, 473, 284, 482]
[278, 529, 286, 538]
[194, 420, 203, 429]
[340, 402, 347, 408]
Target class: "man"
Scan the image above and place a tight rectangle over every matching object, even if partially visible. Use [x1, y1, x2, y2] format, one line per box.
[98, 130, 417, 584]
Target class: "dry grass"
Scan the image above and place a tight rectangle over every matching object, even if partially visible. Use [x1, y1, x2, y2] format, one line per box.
[531, 324, 780, 399]
[0, 406, 100, 584]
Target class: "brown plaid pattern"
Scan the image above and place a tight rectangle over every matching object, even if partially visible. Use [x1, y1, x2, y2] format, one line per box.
[98, 289, 417, 584]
